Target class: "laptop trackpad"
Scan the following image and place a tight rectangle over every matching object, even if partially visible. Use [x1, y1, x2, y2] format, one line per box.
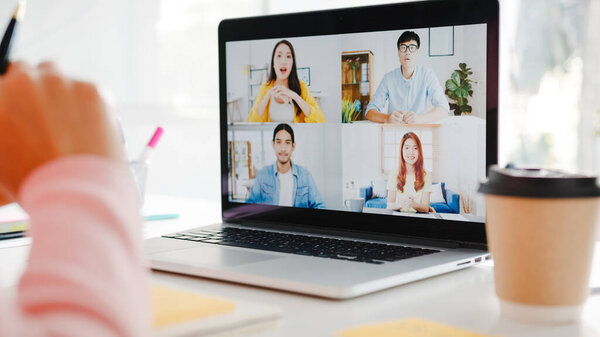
[153, 245, 281, 267]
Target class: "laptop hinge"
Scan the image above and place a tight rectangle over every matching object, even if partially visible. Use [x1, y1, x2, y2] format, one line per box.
[231, 220, 475, 250]
[455, 241, 488, 250]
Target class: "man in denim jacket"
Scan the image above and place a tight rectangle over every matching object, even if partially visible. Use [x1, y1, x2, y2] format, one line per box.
[246, 124, 326, 209]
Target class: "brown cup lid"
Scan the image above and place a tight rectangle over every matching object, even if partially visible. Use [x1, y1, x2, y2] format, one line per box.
[478, 165, 600, 198]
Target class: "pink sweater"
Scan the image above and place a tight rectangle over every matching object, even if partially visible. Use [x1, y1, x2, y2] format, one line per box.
[0, 156, 150, 336]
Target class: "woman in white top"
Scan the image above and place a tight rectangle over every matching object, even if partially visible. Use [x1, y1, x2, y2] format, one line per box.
[386, 132, 432, 213]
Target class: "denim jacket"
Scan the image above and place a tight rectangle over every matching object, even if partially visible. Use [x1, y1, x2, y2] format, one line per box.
[246, 162, 326, 209]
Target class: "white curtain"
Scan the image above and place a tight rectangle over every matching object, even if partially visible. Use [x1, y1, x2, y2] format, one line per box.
[580, 0, 600, 171]
[499, 0, 589, 171]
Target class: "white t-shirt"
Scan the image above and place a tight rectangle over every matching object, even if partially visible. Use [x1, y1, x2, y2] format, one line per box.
[278, 170, 294, 206]
[387, 169, 432, 213]
[269, 97, 295, 122]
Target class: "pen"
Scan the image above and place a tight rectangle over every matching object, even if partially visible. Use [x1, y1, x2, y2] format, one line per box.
[138, 126, 164, 162]
[0, 0, 26, 74]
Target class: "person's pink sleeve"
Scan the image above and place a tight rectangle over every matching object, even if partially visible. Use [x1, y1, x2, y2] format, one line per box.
[0, 155, 150, 337]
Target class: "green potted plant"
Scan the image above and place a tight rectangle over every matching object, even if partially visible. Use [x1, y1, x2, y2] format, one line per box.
[342, 99, 362, 123]
[445, 63, 476, 116]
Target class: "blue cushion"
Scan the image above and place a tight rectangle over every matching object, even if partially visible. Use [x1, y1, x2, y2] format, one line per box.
[359, 186, 373, 202]
[365, 198, 387, 209]
[446, 190, 460, 213]
[431, 203, 453, 213]
[361, 182, 460, 213]
[439, 182, 446, 198]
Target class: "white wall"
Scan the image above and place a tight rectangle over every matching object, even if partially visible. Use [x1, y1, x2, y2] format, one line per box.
[0, 0, 267, 207]
[120, 115, 221, 202]
[459, 25, 488, 119]
[2, 0, 266, 117]
[7, 0, 137, 104]
[227, 36, 342, 123]
[341, 24, 487, 119]
[437, 117, 487, 216]
[226, 41, 250, 119]
[342, 124, 382, 191]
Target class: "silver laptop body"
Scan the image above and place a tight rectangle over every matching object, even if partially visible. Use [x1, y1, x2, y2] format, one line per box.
[144, 0, 498, 299]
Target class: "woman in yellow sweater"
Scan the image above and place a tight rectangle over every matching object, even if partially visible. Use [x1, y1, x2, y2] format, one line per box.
[247, 40, 326, 123]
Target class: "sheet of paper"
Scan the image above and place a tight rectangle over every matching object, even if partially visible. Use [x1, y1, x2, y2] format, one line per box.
[151, 285, 236, 329]
[338, 318, 498, 337]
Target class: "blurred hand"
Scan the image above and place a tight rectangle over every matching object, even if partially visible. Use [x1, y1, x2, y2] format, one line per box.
[0, 62, 125, 207]
[403, 111, 421, 124]
[399, 196, 412, 210]
[272, 86, 293, 104]
[386, 111, 405, 124]
[274, 86, 296, 99]
[406, 196, 418, 209]
[273, 94, 290, 104]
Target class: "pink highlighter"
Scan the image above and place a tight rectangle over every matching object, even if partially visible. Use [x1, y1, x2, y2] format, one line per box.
[138, 126, 164, 162]
[131, 127, 164, 203]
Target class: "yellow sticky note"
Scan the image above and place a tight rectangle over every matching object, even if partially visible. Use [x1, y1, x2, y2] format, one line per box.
[338, 318, 498, 337]
[151, 285, 236, 329]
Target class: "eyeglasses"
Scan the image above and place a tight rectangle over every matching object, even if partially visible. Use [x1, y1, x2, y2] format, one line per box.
[398, 44, 418, 53]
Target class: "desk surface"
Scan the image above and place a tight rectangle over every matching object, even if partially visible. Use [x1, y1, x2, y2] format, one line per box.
[2, 195, 600, 337]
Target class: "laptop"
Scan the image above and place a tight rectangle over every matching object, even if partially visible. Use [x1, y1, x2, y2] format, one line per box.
[144, 0, 499, 299]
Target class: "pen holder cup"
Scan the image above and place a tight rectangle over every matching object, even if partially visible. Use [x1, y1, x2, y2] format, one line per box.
[129, 160, 148, 205]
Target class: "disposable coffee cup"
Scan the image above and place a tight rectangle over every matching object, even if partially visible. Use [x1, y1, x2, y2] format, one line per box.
[479, 166, 600, 324]
[344, 198, 364, 212]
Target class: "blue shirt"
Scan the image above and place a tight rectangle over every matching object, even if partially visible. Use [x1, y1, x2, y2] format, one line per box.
[366, 65, 449, 115]
[246, 162, 326, 209]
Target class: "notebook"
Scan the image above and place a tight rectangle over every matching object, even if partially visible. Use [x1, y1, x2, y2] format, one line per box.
[151, 284, 281, 337]
[0, 204, 28, 241]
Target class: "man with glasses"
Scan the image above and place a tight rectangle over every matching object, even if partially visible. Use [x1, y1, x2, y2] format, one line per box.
[366, 31, 449, 124]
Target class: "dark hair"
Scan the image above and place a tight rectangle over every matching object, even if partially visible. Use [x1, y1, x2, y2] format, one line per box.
[397, 31, 420, 49]
[272, 123, 295, 143]
[267, 40, 302, 115]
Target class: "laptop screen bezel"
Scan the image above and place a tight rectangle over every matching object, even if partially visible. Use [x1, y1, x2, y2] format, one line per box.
[218, 0, 499, 246]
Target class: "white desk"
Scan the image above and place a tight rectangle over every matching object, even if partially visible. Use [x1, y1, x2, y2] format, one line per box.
[2, 195, 600, 337]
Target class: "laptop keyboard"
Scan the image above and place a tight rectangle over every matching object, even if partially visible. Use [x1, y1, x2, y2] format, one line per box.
[163, 227, 440, 265]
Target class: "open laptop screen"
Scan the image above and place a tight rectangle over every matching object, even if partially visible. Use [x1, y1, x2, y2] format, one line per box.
[219, 0, 498, 245]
